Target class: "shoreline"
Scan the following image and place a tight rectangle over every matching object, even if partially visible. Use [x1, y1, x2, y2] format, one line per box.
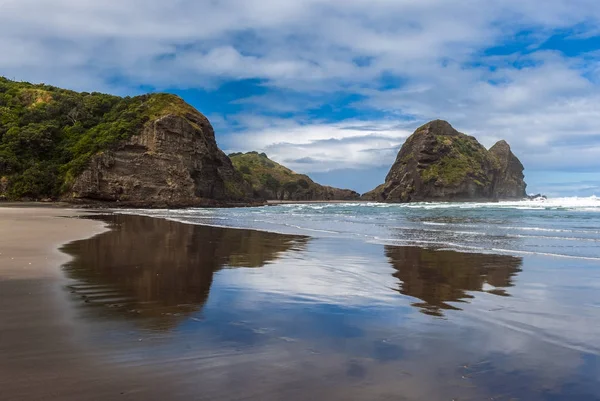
[0, 207, 186, 400]
[0, 207, 109, 280]
[1, 206, 598, 400]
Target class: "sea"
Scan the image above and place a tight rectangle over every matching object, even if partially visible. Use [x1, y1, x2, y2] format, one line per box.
[123, 196, 600, 261]
[60, 197, 600, 400]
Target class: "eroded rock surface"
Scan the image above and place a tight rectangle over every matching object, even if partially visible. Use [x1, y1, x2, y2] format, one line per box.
[363, 120, 526, 202]
[71, 107, 252, 207]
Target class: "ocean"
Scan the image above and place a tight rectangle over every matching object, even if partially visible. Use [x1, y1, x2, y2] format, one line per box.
[122, 196, 600, 261]
[58, 197, 600, 400]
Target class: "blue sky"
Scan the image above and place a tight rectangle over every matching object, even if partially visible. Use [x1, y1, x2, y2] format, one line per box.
[2, 0, 600, 196]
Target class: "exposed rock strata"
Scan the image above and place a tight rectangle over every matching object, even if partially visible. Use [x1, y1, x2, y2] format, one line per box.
[71, 108, 252, 207]
[489, 140, 527, 199]
[362, 120, 527, 202]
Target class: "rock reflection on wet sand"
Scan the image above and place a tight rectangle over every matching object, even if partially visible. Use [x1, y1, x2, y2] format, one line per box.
[61, 214, 308, 328]
[385, 246, 522, 316]
[55, 214, 600, 401]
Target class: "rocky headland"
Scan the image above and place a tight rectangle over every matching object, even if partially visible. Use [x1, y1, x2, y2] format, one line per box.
[0, 78, 360, 206]
[229, 152, 360, 201]
[70, 96, 254, 207]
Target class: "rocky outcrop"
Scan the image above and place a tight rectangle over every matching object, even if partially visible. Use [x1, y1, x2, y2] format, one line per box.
[318, 186, 361, 201]
[362, 120, 527, 202]
[229, 152, 360, 201]
[489, 140, 527, 199]
[70, 101, 253, 207]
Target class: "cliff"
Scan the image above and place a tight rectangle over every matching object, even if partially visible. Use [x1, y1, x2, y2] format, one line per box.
[0, 77, 252, 206]
[363, 120, 526, 202]
[70, 95, 253, 207]
[229, 152, 360, 201]
[489, 140, 527, 199]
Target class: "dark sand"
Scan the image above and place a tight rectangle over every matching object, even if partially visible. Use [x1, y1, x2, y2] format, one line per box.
[1, 210, 599, 401]
[0, 208, 179, 400]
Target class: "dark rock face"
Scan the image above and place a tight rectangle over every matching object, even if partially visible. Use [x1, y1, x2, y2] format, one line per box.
[489, 140, 527, 199]
[363, 120, 527, 202]
[317, 186, 361, 201]
[70, 111, 252, 207]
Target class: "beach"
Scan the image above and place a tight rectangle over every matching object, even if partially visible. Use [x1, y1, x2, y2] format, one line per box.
[1, 204, 599, 400]
[0, 206, 108, 280]
[0, 207, 184, 401]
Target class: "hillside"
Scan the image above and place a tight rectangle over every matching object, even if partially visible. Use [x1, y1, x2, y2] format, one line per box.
[363, 120, 526, 202]
[229, 152, 360, 201]
[0, 77, 251, 205]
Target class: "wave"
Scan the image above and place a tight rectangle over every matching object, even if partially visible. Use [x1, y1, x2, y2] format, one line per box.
[272, 196, 600, 212]
[369, 236, 600, 261]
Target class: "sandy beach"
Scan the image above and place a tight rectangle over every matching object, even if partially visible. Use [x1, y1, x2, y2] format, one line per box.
[0, 207, 184, 401]
[1, 206, 599, 401]
[0, 206, 108, 280]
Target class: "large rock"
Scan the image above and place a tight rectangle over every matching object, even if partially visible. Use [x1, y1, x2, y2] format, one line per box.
[229, 152, 360, 201]
[489, 140, 527, 199]
[71, 103, 252, 207]
[362, 120, 526, 202]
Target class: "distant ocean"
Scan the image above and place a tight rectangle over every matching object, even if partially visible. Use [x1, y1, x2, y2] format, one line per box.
[121, 196, 600, 261]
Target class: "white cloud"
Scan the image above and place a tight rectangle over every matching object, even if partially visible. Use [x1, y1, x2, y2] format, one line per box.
[223, 119, 412, 172]
[2, 0, 600, 192]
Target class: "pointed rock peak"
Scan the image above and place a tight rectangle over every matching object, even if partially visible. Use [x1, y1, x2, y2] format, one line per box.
[490, 140, 511, 152]
[414, 119, 460, 136]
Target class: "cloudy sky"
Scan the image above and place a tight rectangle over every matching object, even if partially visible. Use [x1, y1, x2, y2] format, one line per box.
[2, 0, 600, 195]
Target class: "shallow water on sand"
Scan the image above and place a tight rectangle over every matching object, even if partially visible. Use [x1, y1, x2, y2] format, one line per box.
[58, 214, 600, 401]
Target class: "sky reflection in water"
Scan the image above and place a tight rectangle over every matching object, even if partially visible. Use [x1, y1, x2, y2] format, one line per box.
[61, 214, 600, 401]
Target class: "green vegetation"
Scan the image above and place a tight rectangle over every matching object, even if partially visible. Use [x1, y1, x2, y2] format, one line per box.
[229, 152, 309, 198]
[421, 135, 489, 186]
[0, 77, 186, 199]
[229, 152, 326, 200]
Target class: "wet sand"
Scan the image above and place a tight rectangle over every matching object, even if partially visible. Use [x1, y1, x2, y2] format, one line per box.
[0, 206, 108, 280]
[0, 208, 184, 400]
[1, 210, 599, 400]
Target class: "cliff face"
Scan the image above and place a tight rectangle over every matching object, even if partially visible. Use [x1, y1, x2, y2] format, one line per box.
[229, 152, 360, 201]
[0, 78, 255, 205]
[489, 140, 527, 199]
[71, 98, 252, 207]
[363, 120, 526, 202]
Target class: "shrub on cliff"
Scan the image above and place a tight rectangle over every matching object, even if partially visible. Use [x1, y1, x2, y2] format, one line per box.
[0, 77, 164, 199]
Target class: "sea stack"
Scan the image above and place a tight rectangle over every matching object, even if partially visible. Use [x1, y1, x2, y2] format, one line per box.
[488, 140, 527, 199]
[362, 120, 527, 202]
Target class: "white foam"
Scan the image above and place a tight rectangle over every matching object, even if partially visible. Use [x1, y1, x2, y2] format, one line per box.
[273, 196, 600, 212]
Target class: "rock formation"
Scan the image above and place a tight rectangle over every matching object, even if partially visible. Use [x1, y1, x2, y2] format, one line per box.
[229, 152, 360, 201]
[488, 140, 527, 199]
[362, 120, 527, 202]
[70, 97, 253, 207]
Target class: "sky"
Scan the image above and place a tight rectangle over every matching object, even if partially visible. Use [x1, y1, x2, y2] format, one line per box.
[1, 0, 600, 196]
